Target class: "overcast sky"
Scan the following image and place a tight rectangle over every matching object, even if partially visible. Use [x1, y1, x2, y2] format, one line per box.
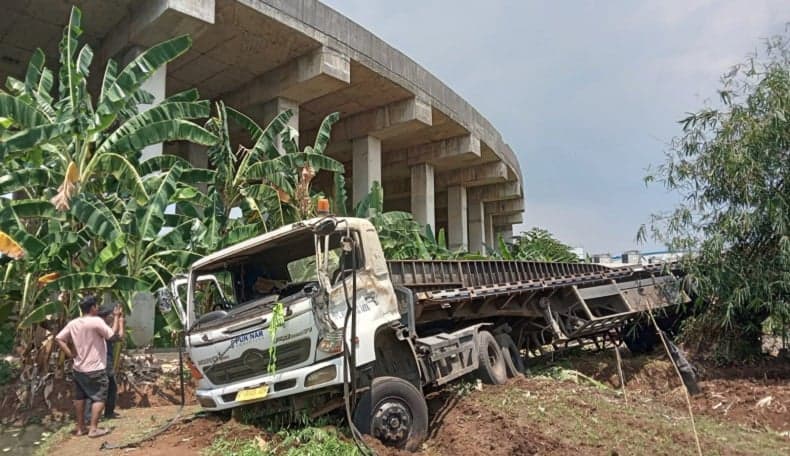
[322, 0, 788, 254]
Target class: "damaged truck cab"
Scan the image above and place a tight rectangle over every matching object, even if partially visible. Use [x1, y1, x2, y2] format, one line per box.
[160, 217, 428, 449]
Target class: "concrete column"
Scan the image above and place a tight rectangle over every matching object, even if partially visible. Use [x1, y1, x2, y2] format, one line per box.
[183, 143, 208, 169]
[468, 197, 485, 254]
[447, 185, 468, 251]
[410, 163, 435, 231]
[185, 143, 209, 192]
[352, 136, 382, 207]
[485, 212, 495, 248]
[259, 97, 299, 153]
[138, 63, 167, 162]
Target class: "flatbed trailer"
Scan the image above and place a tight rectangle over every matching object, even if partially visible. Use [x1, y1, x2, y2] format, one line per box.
[163, 217, 688, 451]
[389, 260, 683, 350]
[385, 259, 685, 386]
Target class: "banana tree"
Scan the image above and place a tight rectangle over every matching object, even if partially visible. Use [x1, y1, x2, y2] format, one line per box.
[193, 103, 343, 251]
[0, 6, 217, 211]
[243, 111, 343, 221]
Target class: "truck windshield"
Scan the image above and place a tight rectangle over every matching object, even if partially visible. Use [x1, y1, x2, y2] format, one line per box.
[189, 228, 362, 324]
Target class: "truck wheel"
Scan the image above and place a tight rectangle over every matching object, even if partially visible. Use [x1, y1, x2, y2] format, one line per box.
[623, 322, 659, 354]
[476, 331, 508, 385]
[495, 333, 525, 377]
[353, 376, 428, 451]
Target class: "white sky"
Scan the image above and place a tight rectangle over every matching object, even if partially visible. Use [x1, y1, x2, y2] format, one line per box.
[321, 0, 788, 254]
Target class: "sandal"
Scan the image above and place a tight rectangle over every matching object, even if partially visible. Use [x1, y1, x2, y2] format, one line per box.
[88, 428, 111, 438]
[71, 429, 86, 436]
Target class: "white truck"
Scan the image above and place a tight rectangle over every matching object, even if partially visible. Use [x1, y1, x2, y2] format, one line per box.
[158, 216, 687, 451]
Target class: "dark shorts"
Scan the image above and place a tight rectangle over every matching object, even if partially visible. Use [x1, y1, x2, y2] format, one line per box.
[73, 369, 109, 402]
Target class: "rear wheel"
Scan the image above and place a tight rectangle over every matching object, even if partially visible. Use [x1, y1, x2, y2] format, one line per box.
[353, 376, 429, 451]
[476, 331, 508, 384]
[495, 333, 525, 377]
[623, 321, 659, 354]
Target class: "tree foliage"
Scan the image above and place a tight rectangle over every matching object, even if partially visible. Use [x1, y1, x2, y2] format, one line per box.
[495, 227, 578, 262]
[641, 33, 790, 360]
[0, 7, 344, 352]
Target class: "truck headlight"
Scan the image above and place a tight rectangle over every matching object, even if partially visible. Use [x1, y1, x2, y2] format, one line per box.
[305, 365, 337, 387]
[317, 329, 344, 354]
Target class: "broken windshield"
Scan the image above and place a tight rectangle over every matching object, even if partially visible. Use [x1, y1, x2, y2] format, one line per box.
[189, 229, 363, 324]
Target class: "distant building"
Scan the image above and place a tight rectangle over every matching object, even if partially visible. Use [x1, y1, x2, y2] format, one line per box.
[593, 249, 686, 266]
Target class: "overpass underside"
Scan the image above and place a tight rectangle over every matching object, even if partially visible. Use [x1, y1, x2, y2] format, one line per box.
[1, 0, 525, 252]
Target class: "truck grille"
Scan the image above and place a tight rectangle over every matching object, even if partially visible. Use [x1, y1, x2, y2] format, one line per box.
[204, 338, 311, 386]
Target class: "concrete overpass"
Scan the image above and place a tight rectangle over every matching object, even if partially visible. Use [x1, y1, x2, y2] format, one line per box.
[1, 0, 525, 252]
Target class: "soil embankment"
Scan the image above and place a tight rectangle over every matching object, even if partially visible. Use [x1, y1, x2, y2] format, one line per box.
[29, 350, 790, 455]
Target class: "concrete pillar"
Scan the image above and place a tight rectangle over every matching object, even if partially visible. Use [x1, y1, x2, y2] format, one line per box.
[259, 97, 299, 153]
[184, 143, 209, 192]
[468, 197, 485, 254]
[485, 212, 495, 248]
[184, 143, 208, 169]
[410, 163, 435, 231]
[352, 136, 382, 207]
[138, 63, 167, 162]
[447, 185, 468, 251]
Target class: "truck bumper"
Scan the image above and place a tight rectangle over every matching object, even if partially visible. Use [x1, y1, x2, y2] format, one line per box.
[195, 356, 344, 410]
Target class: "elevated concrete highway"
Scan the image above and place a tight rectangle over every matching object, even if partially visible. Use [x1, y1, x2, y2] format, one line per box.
[1, 0, 525, 251]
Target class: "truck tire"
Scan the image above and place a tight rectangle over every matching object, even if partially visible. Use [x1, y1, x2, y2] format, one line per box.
[353, 376, 429, 451]
[476, 331, 508, 385]
[623, 321, 659, 354]
[495, 333, 525, 377]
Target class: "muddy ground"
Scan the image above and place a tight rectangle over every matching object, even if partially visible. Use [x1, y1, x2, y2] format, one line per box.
[29, 349, 790, 455]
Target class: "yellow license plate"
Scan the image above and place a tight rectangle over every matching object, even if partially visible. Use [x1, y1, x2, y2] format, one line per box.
[236, 385, 269, 402]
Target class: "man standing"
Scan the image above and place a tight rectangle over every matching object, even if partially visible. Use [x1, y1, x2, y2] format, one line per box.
[85, 305, 124, 422]
[55, 296, 122, 438]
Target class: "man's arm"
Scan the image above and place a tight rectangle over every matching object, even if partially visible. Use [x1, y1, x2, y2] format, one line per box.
[55, 326, 74, 358]
[108, 305, 124, 341]
[110, 308, 125, 341]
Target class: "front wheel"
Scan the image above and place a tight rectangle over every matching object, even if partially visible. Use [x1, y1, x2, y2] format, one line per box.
[353, 376, 429, 451]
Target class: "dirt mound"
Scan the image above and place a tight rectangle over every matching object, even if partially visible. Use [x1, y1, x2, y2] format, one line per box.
[566, 350, 790, 433]
[368, 381, 574, 456]
[424, 390, 568, 455]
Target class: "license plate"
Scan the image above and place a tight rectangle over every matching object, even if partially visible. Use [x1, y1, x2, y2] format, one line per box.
[235, 385, 269, 402]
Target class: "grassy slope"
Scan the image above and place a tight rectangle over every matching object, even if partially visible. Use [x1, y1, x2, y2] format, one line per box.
[474, 377, 788, 456]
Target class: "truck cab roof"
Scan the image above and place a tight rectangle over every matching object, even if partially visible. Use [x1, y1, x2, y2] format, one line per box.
[191, 217, 375, 273]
